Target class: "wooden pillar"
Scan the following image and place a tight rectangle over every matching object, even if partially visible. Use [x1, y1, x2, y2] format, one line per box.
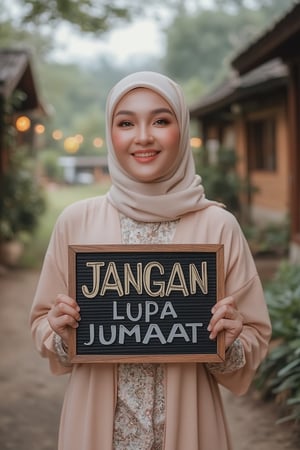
[287, 61, 300, 244]
[0, 97, 12, 176]
[201, 118, 209, 166]
[0, 99, 4, 176]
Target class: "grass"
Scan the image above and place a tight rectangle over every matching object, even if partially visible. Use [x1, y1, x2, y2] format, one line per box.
[20, 182, 110, 269]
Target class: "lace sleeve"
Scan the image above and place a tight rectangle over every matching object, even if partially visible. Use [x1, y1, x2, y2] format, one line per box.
[53, 333, 72, 367]
[206, 338, 245, 374]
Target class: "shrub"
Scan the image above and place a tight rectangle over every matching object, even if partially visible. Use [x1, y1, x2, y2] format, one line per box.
[0, 150, 47, 242]
[39, 149, 64, 183]
[256, 262, 300, 424]
[195, 147, 253, 216]
[243, 220, 290, 256]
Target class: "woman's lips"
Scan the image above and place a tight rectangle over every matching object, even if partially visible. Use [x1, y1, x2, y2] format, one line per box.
[132, 150, 160, 162]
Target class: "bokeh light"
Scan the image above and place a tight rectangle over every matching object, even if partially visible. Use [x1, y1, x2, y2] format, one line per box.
[35, 124, 45, 134]
[52, 129, 63, 140]
[93, 137, 104, 148]
[64, 137, 80, 153]
[15, 115, 31, 132]
[190, 137, 202, 148]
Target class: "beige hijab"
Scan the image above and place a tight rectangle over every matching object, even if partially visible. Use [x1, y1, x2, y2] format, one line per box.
[105, 71, 217, 222]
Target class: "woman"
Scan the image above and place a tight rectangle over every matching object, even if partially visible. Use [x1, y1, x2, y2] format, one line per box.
[30, 71, 271, 450]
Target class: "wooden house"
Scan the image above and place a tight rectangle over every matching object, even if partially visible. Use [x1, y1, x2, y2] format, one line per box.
[0, 48, 45, 175]
[190, 3, 300, 262]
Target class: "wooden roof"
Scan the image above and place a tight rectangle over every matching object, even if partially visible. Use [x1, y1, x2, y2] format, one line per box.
[190, 59, 287, 118]
[0, 49, 45, 113]
[232, 2, 300, 75]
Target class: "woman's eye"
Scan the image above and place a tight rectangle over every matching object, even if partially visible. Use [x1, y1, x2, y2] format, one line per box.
[154, 118, 169, 126]
[118, 120, 133, 127]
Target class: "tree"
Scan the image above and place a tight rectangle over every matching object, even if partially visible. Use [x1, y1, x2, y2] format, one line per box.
[213, 0, 295, 15]
[37, 61, 108, 152]
[22, 0, 132, 33]
[164, 9, 238, 85]
[7, 0, 175, 34]
[163, 0, 296, 87]
[0, 0, 54, 58]
[0, 20, 52, 59]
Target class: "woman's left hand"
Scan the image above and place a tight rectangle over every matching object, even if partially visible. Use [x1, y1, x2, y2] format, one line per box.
[207, 296, 243, 350]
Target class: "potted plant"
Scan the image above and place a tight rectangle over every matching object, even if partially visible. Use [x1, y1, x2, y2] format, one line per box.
[0, 150, 46, 266]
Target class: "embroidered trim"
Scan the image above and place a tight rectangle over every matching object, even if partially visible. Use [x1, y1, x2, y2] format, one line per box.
[53, 333, 71, 366]
[207, 338, 245, 374]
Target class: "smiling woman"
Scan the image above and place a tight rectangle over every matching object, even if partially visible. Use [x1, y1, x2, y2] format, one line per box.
[30, 71, 271, 450]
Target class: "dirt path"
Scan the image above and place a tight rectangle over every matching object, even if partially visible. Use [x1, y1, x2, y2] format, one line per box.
[0, 264, 299, 449]
[222, 388, 299, 449]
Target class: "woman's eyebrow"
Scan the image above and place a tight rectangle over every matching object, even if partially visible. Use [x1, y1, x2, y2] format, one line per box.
[114, 107, 174, 117]
[114, 110, 134, 117]
[152, 108, 174, 115]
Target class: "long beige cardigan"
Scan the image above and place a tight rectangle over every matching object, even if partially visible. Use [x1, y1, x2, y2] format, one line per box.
[30, 195, 271, 450]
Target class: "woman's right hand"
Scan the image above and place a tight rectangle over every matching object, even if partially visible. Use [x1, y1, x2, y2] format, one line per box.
[48, 294, 81, 347]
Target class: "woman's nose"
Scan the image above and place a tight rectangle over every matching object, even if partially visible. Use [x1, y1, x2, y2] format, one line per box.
[134, 126, 154, 145]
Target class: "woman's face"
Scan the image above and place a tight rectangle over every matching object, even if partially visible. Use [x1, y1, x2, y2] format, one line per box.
[111, 88, 180, 182]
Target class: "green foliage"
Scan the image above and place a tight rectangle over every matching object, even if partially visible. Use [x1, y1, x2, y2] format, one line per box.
[36, 62, 105, 154]
[0, 6, 53, 59]
[21, 184, 110, 268]
[213, 0, 294, 15]
[0, 150, 46, 242]
[21, 0, 131, 33]
[256, 262, 300, 424]
[39, 62, 104, 135]
[163, 1, 295, 86]
[243, 221, 290, 256]
[13, 0, 172, 34]
[38, 149, 63, 182]
[0, 92, 46, 243]
[164, 9, 230, 84]
[195, 147, 246, 215]
[181, 76, 206, 104]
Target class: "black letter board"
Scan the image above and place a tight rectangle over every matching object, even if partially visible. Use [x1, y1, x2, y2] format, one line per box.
[68, 244, 225, 363]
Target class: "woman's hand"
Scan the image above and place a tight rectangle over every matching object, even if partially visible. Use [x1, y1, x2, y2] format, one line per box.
[48, 294, 81, 347]
[207, 296, 243, 350]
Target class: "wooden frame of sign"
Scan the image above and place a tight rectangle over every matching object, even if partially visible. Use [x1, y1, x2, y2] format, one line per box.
[68, 244, 225, 363]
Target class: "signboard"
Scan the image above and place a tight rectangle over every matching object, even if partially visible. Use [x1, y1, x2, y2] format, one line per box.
[68, 244, 225, 363]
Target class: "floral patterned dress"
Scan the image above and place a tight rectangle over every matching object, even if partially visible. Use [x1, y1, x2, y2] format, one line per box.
[112, 215, 178, 450]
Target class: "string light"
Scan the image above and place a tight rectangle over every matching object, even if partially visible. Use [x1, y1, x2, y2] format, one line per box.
[64, 137, 80, 153]
[35, 124, 45, 134]
[15, 116, 31, 132]
[93, 137, 104, 148]
[52, 129, 63, 140]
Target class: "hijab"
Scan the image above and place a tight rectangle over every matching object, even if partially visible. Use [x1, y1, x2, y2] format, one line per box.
[105, 71, 218, 222]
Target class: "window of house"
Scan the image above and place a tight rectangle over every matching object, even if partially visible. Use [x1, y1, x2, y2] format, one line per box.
[247, 117, 277, 171]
